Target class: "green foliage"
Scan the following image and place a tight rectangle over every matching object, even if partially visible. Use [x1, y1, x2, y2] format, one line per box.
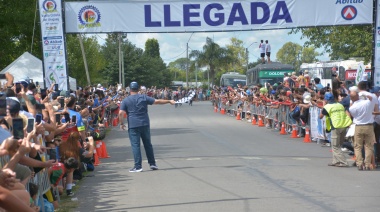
[225, 37, 247, 74]
[144, 38, 160, 58]
[0, 0, 42, 69]
[276, 42, 319, 70]
[190, 37, 231, 86]
[290, 26, 372, 63]
[101, 34, 172, 88]
[66, 35, 106, 86]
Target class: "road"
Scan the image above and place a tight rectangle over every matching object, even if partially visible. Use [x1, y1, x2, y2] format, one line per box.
[76, 101, 380, 212]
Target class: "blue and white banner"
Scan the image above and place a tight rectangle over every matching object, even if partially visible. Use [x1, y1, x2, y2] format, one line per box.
[310, 106, 326, 140]
[64, 0, 373, 33]
[39, 0, 68, 90]
[375, 1, 380, 87]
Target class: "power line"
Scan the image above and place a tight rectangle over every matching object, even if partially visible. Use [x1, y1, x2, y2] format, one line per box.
[163, 49, 187, 61]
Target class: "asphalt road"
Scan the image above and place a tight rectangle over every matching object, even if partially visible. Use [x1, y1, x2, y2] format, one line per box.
[76, 101, 380, 212]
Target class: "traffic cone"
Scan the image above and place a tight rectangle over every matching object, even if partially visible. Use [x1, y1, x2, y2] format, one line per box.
[252, 116, 257, 125]
[214, 107, 217, 113]
[113, 117, 118, 127]
[96, 141, 104, 158]
[280, 122, 287, 135]
[100, 141, 111, 158]
[94, 149, 101, 166]
[104, 119, 109, 128]
[221, 108, 225, 115]
[258, 117, 264, 127]
[303, 127, 311, 143]
[236, 112, 241, 120]
[291, 125, 298, 138]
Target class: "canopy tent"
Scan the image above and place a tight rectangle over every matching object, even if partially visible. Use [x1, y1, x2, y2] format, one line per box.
[1, 52, 77, 90]
[0, 52, 45, 87]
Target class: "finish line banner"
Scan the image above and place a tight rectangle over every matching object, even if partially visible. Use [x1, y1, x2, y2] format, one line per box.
[64, 0, 373, 33]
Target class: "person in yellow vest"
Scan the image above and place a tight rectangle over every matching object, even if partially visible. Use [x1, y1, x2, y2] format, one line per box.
[319, 92, 352, 167]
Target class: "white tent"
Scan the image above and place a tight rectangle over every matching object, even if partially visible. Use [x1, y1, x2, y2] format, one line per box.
[1, 52, 77, 90]
[0, 52, 45, 86]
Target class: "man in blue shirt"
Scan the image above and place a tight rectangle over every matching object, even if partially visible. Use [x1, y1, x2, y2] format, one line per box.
[118, 82, 175, 172]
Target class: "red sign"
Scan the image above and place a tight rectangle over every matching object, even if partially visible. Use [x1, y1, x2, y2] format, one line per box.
[345, 69, 371, 80]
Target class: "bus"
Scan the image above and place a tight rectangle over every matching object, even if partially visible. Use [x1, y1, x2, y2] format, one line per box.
[220, 72, 246, 87]
[299, 60, 371, 88]
[246, 62, 294, 87]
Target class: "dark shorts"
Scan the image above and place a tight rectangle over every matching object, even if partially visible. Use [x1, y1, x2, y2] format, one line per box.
[260, 53, 265, 58]
[266, 52, 271, 57]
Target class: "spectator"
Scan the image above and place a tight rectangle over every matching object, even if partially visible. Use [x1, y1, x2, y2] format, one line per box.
[319, 93, 352, 167]
[348, 87, 375, 170]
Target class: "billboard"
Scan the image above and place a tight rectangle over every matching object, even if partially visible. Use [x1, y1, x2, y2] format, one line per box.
[39, 0, 68, 90]
[64, 0, 373, 33]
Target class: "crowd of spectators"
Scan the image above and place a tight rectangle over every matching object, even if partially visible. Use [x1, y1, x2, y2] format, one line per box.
[0, 73, 126, 211]
[211, 70, 380, 170]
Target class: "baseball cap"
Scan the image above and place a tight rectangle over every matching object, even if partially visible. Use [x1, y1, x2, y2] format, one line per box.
[60, 90, 70, 98]
[19, 80, 29, 88]
[97, 84, 102, 88]
[303, 94, 311, 104]
[324, 92, 334, 102]
[6, 97, 21, 114]
[130, 82, 139, 90]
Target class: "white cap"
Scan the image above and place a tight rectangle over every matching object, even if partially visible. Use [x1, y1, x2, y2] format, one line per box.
[303, 95, 311, 104]
[349, 86, 359, 93]
[97, 84, 102, 88]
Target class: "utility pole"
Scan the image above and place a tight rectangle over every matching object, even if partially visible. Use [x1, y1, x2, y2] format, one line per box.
[78, 34, 91, 85]
[121, 51, 125, 87]
[246, 48, 249, 73]
[118, 33, 122, 85]
[186, 42, 189, 88]
[195, 63, 198, 89]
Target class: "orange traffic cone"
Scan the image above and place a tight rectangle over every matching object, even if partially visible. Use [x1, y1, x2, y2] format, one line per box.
[104, 119, 109, 128]
[96, 141, 104, 158]
[303, 127, 311, 143]
[100, 141, 111, 158]
[221, 108, 225, 115]
[214, 107, 217, 113]
[258, 117, 264, 127]
[291, 125, 298, 138]
[252, 116, 257, 125]
[280, 122, 287, 135]
[113, 117, 118, 127]
[236, 112, 241, 120]
[94, 150, 101, 166]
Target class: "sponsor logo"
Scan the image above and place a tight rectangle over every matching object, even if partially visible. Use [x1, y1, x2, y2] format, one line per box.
[42, 0, 57, 13]
[335, 0, 363, 4]
[44, 52, 57, 57]
[341, 5, 357, 20]
[78, 5, 101, 29]
[56, 65, 64, 71]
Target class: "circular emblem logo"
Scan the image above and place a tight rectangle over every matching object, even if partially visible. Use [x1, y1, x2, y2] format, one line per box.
[43, 0, 57, 12]
[78, 5, 101, 25]
[341, 5, 357, 21]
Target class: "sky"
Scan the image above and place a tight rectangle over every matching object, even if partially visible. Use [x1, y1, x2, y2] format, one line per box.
[93, 29, 330, 66]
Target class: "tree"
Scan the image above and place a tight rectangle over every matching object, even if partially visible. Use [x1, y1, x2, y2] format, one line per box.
[66, 35, 106, 86]
[225, 37, 247, 74]
[167, 58, 189, 81]
[290, 26, 372, 63]
[276, 42, 319, 70]
[276, 42, 303, 69]
[0, 0, 42, 69]
[144, 38, 160, 58]
[190, 37, 231, 86]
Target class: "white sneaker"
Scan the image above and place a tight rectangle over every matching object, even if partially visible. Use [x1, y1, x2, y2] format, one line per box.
[129, 167, 143, 173]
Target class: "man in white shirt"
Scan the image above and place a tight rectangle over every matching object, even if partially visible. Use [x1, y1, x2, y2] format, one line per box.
[348, 87, 375, 170]
[259, 40, 266, 64]
[265, 40, 271, 64]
